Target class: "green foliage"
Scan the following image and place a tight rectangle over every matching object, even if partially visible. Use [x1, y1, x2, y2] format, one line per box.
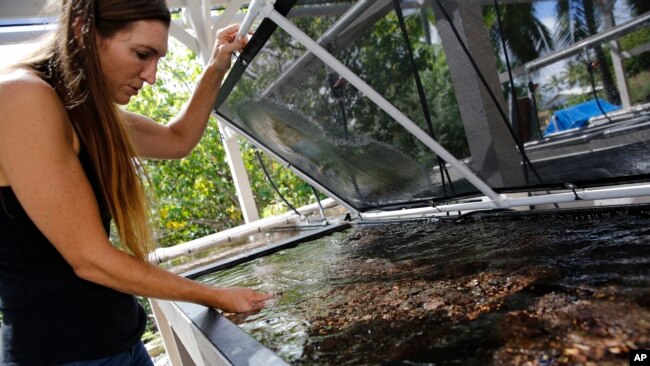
[338, 11, 468, 158]
[419, 44, 468, 157]
[484, 3, 553, 64]
[620, 28, 650, 76]
[629, 70, 650, 104]
[243, 146, 315, 217]
[126, 39, 316, 247]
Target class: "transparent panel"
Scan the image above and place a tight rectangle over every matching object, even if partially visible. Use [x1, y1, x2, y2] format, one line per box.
[483, 0, 650, 187]
[215, 0, 650, 211]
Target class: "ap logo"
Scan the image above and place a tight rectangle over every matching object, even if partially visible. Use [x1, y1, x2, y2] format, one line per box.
[631, 350, 649, 365]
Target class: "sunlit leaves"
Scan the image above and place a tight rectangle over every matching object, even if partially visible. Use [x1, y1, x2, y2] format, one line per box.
[126, 38, 315, 247]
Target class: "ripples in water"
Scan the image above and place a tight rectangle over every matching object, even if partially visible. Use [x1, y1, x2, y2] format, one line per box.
[198, 208, 650, 365]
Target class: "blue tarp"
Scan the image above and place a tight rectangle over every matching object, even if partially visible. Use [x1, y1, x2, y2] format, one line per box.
[543, 98, 621, 136]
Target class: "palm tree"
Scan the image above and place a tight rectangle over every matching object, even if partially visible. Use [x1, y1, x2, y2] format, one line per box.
[484, 3, 554, 65]
[542, 74, 568, 96]
[627, 0, 650, 15]
[483, 3, 553, 140]
[555, 0, 626, 104]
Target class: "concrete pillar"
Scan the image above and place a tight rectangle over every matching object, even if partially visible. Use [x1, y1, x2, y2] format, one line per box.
[600, 0, 631, 110]
[431, 0, 525, 187]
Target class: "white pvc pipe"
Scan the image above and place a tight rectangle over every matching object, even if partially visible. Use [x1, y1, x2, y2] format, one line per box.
[237, 0, 263, 39]
[149, 198, 338, 264]
[255, 2, 505, 207]
[506, 184, 650, 207]
[361, 184, 650, 220]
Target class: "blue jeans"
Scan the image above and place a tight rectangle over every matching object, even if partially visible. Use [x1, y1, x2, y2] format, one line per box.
[58, 341, 154, 366]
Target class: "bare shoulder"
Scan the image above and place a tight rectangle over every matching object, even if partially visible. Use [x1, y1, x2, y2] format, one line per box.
[0, 68, 73, 137]
[0, 68, 60, 107]
[0, 68, 77, 185]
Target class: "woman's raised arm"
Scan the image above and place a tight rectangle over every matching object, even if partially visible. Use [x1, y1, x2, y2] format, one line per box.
[125, 24, 247, 159]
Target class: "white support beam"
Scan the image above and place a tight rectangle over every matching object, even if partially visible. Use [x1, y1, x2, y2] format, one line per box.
[218, 121, 260, 223]
[0, 24, 54, 45]
[432, 0, 525, 188]
[0, 0, 49, 19]
[210, 0, 262, 223]
[202, 0, 216, 55]
[601, 0, 631, 110]
[525, 11, 650, 73]
[621, 42, 650, 59]
[167, 0, 243, 8]
[361, 184, 650, 220]
[183, 0, 214, 63]
[178, 0, 261, 223]
[213, 0, 247, 31]
[169, 20, 201, 55]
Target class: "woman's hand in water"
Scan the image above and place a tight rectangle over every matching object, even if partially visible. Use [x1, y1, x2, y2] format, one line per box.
[212, 287, 274, 313]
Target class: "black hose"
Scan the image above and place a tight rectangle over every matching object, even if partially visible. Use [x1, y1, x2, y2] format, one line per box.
[587, 61, 615, 125]
[493, 0, 528, 183]
[255, 150, 301, 217]
[310, 185, 328, 223]
[393, 0, 455, 196]
[528, 81, 543, 139]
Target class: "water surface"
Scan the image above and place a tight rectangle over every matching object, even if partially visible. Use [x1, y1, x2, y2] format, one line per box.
[198, 207, 650, 365]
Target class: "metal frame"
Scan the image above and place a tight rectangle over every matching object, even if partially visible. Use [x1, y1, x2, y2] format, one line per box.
[4, 0, 649, 218]
[361, 183, 650, 220]
[213, 112, 362, 215]
[150, 300, 288, 366]
[243, 0, 507, 204]
[235, 0, 650, 218]
[498, 11, 650, 80]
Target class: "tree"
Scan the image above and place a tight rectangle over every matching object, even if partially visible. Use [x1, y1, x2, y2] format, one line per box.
[555, 0, 621, 104]
[627, 0, 650, 15]
[125, 2, 556, 244]
[484, 3, 553, 65]
[126, 39, 315, 247]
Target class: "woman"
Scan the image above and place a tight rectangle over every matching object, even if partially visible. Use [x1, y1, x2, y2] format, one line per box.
[0, 0, 270, 364]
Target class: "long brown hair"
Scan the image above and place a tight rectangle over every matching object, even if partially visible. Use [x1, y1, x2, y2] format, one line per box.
[21, 0, 171, 260]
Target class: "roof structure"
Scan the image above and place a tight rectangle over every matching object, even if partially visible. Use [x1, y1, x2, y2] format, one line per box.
[1, 0, 649, 219]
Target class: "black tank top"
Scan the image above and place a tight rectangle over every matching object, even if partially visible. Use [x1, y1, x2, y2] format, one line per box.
[0, 145, 146, 364]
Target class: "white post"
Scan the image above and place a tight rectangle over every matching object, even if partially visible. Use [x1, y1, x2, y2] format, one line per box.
[181, 0, 260, 223]
[600, 0, 631, 110]
[219, 121, 260, 222]
[432, 0, 525, 187]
